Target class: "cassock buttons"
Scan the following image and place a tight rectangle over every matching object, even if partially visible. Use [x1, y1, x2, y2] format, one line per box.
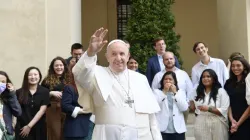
[121, 126, 126, 140]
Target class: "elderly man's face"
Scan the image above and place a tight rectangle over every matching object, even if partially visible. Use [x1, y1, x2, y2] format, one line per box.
[106, 42, 130, 73]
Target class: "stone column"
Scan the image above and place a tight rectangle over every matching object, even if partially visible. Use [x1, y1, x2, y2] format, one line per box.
[45, 0, 82, 66]
[246, 0, 250, 60]
[217, 0, 250, 60]
[0, 0, 82, 87]
[70, 0, 82, 44]
[0, 0, 46, 87]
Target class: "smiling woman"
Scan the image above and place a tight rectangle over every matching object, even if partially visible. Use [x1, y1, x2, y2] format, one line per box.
[41, 56, 72, 140]
[15, 67, 50, 140]
[224, 57, 250, 140]
[190, 69, 229, 140]
[127, 56, 139, 72]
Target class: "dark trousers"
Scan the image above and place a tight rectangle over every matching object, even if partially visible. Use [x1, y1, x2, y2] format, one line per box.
[161, 132, 185, 140]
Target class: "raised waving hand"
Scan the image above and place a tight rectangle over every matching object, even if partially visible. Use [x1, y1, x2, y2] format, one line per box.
[87, 27, 108, 56]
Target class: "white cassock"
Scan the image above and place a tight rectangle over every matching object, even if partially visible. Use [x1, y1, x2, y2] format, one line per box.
[72, 52, 162, 140]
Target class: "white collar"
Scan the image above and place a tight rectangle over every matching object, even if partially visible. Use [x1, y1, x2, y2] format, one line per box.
[204, 90, 211, 95]
[157, 54, 163, 58]
[108, 67, 128, 76]
[199, 56, 215, 66]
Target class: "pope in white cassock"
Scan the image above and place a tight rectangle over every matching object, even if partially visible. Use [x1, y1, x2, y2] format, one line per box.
[72, 28, 162, 140]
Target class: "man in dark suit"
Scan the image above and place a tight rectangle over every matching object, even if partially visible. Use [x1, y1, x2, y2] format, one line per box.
[146, 37, 180, 86]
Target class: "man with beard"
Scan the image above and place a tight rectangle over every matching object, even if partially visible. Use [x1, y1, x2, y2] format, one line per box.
[191, 42, 228, 88]
[146, 38, 180, 86]
[151, 51, 193, 122]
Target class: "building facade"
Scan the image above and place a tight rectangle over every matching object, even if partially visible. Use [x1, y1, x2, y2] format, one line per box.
[1, 0, 250, 87]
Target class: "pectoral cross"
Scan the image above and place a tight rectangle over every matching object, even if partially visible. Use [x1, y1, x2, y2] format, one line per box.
[125, 96, 134, 108]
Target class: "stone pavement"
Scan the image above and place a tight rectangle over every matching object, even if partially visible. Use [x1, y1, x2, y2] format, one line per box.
[186, 113, 195, 140]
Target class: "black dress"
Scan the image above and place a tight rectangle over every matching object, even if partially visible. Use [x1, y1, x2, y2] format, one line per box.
[224, 80, 250, 140]
[15, 85, 50, 140]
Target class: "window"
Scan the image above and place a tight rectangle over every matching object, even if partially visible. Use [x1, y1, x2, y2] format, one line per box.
[117, 0, 131, 39]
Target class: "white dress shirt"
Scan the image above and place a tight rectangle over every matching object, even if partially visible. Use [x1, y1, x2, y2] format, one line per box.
[151, 67, 194, 101]
[193, 88, 229, 119]
[191, 57, 229, 88]
[157, 55, 165, 71]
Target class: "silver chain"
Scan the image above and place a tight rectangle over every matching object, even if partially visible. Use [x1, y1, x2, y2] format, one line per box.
[108, 67, 131, 98]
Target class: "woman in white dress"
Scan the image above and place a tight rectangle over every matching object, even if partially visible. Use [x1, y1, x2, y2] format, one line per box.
[190, 69, 230, 140]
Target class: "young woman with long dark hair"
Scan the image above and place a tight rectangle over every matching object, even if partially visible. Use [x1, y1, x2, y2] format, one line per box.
[190, 69, 229, 140]
[15, 67, 50, 140]
[154, 71, 188, 140]
[224, 57, 250, 140]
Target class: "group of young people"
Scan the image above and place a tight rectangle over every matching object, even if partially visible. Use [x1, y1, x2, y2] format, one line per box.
[1, 27, 250, 140]
[126, 37, 250, 140]
[0, 43, 94, 140]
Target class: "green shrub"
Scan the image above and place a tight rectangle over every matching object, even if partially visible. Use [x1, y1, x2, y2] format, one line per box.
[125, 0, 182, 73]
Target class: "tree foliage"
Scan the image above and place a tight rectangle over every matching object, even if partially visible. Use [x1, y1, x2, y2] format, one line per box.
[125, 0, 182, 73]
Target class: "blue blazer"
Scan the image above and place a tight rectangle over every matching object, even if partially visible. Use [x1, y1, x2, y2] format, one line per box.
[3, 91, 22, 134]
[146, 55, 180, 86]
[61, 85, 92, 138]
